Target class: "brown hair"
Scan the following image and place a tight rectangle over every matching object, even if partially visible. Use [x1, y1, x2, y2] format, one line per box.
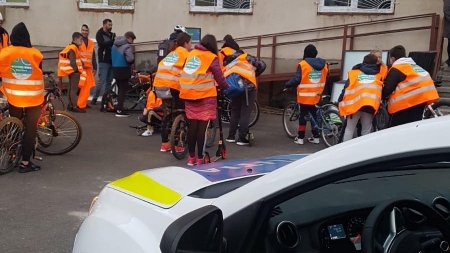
[200, 34, 218, 55]
[389, 45, 406, 61]
[370, 49, 382, 55]
[124, 31, 136, 40]
[363, 54, 378, 64]
[177, 32, 191, 47]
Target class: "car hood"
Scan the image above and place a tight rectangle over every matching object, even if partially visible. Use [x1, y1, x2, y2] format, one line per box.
[106, 154, 307, 209]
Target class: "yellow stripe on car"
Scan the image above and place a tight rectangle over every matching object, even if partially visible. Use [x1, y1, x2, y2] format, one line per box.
[109, 172, 182, 207]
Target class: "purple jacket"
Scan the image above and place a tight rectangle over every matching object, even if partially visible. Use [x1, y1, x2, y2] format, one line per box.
[194, 44, 229, 90]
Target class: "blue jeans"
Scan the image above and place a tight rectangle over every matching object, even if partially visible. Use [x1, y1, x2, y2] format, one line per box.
[92, 62, 113, 100]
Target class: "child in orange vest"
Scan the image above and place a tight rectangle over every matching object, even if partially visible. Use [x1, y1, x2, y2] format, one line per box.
[138, 89, 163, 136]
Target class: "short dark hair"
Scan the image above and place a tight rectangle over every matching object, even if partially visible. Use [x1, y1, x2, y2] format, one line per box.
[389, 45, 406, 61]
[81, 24, 89, 30]
[103, 19, 112, 25]
[223, 34, 233, 42]
[72, 32, 83, 40]
[124, 31, 136, 40]
[363, 54, 378, 64]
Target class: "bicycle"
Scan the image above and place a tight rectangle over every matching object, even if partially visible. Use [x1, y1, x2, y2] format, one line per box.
[44, 70, 67, 111]
[0, 89, 83, 174]
[219, 93, 260, 128]
[108, 70, 154, 111]
[282, 93, 344, 147]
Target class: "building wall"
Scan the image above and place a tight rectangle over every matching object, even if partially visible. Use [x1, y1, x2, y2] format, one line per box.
[1, 0, 444, 73]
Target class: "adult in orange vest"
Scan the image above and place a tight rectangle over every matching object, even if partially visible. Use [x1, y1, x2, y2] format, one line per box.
[78, 24, 97, 110]
[285, 44, 329, 145]
[370, 49, 388, 81]
[153, 32, 192, 152]
[179, 34, 230, 166]
[382, 45, 439, 127]
[58, 32, 86, 113]
[221, 39, 266, 145]
[0, 22, 43, 173]
[338, 54, 383, 142]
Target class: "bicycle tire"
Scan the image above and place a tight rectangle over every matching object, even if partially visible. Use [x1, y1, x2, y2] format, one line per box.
[36, 110, 82, 155]
[170, 114, 189, 160]
[50, 95, 67, 111]
[224, 99, 260, 128]
[205, 119, 217, 148]
[0, 117, 23, 175]
[124, 82, 143, 110]
[320, 109, 344, 148]
[423, 100, 450, 119]
[282, 101, 299, 139]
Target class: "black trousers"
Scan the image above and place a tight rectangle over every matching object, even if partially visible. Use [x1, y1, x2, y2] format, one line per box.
[116, 79, 129, 111]
[229, 89, 256, 139]
[298, 103, 319, 139]
[389, 103, 426, 128]
[8, 104, 41, 162]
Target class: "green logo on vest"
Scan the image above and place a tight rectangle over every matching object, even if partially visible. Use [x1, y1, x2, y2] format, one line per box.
[357, 73, 376, 84]
[308, 69, 322, 83]
[163, 52, 179, 67]
[412, 64, 428, 77]
[11, 58, 32, 80]
[183, 56, 201, 75]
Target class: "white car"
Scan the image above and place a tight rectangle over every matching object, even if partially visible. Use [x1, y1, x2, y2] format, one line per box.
[72, 116, 450, 253]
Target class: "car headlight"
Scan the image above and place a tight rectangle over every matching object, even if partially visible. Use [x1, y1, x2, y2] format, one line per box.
[88, 196, 99, 214]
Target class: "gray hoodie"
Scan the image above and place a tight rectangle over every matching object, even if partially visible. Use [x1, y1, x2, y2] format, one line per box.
[111, 36, 134, 80]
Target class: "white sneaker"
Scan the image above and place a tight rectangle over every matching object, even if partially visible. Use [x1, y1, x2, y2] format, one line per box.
[308, 137, 320, 144]
[141, 129, 153, 136]
[294, 136, 304, 145]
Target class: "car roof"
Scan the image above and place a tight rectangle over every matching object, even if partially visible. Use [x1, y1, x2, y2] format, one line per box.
[214, 116, 450, 216]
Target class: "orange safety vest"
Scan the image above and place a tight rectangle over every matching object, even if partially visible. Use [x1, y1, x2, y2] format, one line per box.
[379, 63, 388, 81]
[296, 60, 328, 105]
[218, 47, 237, 72]
[145, 90, 162, 110]
[223, 53, 257, 88]
[0, 33, 9, 51]
[153, 46, 189, 91]
[58, 44, 83, 77]
[179, 49, 217, 100]
[79, 38, 95, 69]
[387, 64, 439, 114]
[339, 70, 383, 116]
[0, 46, 44, 107]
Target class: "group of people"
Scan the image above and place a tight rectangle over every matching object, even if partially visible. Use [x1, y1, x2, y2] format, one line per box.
[287, 43, 439, 144]
[142, 27, 266, 166]
[57, 19, 136, 117]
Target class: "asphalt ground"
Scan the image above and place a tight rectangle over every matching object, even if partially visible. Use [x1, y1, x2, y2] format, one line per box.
[0, 103, 325, 253]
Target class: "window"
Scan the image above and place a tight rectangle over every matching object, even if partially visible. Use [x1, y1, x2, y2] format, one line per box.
[318, 0, 395, 14]
[0, 0, 29, 7]
[79, 0, 134, 10]
[189, 0, 253, 14]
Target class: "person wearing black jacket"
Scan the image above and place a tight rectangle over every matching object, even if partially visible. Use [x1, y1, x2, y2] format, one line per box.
[91, 19, 116, 105]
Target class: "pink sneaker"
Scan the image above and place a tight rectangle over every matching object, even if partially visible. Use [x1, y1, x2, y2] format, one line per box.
[197, 157, 204, 165]
[160, 142, 171, 152]
[187, 156, 196, 166]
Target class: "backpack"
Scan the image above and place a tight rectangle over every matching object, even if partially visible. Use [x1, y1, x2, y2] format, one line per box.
[100, 89, 118, 113]
[156, 39, 170, 64]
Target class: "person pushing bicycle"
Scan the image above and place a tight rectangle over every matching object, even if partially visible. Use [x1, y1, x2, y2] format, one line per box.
[285, 44, 329, 145]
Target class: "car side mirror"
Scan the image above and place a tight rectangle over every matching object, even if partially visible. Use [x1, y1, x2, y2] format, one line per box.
[160, 205, 224, 253]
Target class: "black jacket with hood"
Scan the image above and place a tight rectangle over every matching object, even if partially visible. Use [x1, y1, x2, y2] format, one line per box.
[338, 63, 380, 114]
[10, 22, 42, 70]
[96, 27, 116, 64]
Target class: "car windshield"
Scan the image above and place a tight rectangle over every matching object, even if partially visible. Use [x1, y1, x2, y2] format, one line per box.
[273, 163, 450, 225]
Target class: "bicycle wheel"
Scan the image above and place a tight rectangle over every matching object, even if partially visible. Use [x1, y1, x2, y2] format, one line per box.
[423, 100, 450, 119]
[282, 101, 299, 139]
[124, 82, 142, 110]
[36, 110, 82, 155]
[170, 114, 189, 160]
[320, 109, 344, 147]
[50, 95, 67, 111]
[205, 119, 217, 148]
[0, 117, 23, 175]
[224, 99, 260, 128]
